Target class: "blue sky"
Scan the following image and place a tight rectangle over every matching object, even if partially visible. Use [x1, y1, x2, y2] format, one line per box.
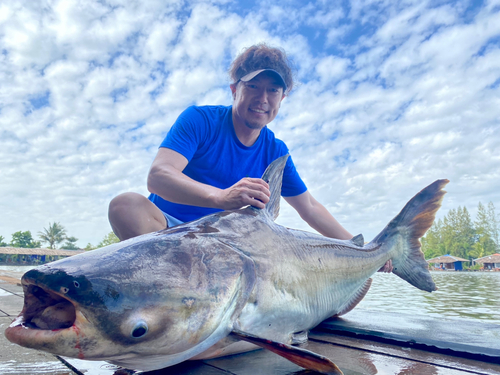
[0, 0, 499, 247]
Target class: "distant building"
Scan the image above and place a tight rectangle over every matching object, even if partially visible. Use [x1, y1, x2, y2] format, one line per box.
[0, 247, 84, 265]
[473, 254, 500, 271]
[426, 254, 469, 271]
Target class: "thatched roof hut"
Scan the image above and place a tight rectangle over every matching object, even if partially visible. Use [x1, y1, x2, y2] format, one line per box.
[426, 255, 468, 263]
[0, 247, 84, 265]
[0, 247, 84, 256]
[474, 253, 500, 270]
[426, 254, 468, 271]
[474, 253, 500, 264]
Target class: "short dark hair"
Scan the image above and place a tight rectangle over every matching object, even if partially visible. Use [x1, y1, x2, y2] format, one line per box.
[229, 44, 294, 93]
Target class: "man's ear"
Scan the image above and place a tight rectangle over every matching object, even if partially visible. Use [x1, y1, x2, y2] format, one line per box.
[279, 94, 286, 107]
[230, 83, 237, 100]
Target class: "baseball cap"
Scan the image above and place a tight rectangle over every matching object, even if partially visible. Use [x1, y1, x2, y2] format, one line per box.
[238, 69, 287, 91]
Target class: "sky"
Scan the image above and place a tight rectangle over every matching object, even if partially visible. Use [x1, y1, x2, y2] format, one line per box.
[0, 0, 499, 248]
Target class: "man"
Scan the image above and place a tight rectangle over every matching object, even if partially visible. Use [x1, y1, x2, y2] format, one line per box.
[108, 44, 392, 272]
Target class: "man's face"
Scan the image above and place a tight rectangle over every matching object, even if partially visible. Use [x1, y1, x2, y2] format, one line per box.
[230, 72, 286, 131]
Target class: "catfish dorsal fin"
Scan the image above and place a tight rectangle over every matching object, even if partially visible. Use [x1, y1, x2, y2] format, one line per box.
[258, 154, 289, 221]
[350, 234, 364, 247]
[230, 329, 343, 375]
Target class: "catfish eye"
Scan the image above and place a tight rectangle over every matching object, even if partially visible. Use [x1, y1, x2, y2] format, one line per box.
[131, 321, 148, 338]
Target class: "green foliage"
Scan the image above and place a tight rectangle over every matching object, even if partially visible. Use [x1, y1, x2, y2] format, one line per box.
[422, 201, 499, 261]
[97, 232, 120, 248]
[38, 222, 67, 249]
[487, 202, 499, 250]
[466, 263, 483, 271]
[10, 231, 42, 248]
[422, 219, 445, 259]
[84, 243, 96, 251]
[0, 235, 8, 247]
[60, 236, 80, 250]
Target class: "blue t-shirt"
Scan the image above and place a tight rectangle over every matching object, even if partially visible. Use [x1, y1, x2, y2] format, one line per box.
[148, 105, 307, 222]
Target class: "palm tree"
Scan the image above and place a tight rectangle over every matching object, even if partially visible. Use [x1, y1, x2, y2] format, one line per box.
[38, 222, 67, 249]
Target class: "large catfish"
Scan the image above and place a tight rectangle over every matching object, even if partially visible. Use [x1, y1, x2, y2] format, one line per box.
[5, 155, 447, 374]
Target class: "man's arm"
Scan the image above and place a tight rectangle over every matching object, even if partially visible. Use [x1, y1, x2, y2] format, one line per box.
[284, 191, 393, 272]
[284, 191, 352, 239]
[147, 148, 271, 210]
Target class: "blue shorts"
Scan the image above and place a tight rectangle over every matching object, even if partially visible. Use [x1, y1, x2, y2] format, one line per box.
[162, 211, 184, 228]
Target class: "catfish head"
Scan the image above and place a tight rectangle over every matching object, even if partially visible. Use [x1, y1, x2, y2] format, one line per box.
[5, 229, 256, 371]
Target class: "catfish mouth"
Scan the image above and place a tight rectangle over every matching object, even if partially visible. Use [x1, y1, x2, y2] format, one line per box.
[14, 283, 76, 331]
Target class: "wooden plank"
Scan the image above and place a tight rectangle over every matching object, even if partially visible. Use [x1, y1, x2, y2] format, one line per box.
[0, 282, 24, 296]
[318, 309, 500, 361]
[60, 357, 232, 375]
[302, 339, 486, 375]
[0, 294, 24, 316]
[0, 317, 75, 375]
[204, 347, 302, 375]
[43, 332, 500, 375]
[310, 331, 500, 375]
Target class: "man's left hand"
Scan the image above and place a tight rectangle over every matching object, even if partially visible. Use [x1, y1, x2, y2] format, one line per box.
[378, 259, 393, 273]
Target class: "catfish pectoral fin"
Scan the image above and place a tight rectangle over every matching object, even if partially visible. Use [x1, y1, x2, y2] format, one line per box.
[230, 329, 343, 375]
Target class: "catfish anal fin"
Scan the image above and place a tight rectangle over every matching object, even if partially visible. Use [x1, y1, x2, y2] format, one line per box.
[333, 278, 372, 317]
[230, 329, 343, 375]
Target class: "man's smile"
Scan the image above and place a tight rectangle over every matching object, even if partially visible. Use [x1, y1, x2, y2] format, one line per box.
[249, 108, 267, 114]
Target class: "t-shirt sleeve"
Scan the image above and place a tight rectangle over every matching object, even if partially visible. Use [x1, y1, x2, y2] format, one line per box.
[160, 106, 208, 161]
[281, 155, 308, 197]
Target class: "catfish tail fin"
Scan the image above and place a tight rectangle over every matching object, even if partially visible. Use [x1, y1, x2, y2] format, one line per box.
[372, 179, 449, 292]
[257, 154, 289, 221]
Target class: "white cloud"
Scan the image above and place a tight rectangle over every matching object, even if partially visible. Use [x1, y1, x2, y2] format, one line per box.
[315, 55, 351, 82]
[0, 0, 499, 248]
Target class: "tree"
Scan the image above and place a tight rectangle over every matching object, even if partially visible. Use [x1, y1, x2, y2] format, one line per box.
[84, 243, 96, 251]
[440, 207, 475, 259]
[0, 235, 8, 247]
[422, 219, 445, 259]
[10, 231, 41, 248]
[487, 202, 499, 252]
[421, 202, 499, 262]
[472, 202, 497, 259]
[60, 236, 80, 250]
[38, 222, 67, 249]
[97, 232, 120, 248]
[455, 206, 475, 259]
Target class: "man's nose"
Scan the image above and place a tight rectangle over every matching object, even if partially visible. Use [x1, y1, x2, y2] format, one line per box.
[255, 88, 268, 103]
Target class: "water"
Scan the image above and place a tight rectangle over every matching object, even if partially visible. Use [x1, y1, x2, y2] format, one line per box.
[0, 265, 36, 273]
[1, 266, 499, 325]
[359, 271, 500, 324]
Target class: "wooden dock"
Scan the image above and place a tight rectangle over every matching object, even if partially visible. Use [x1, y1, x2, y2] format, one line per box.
[59, 310, 500, 375]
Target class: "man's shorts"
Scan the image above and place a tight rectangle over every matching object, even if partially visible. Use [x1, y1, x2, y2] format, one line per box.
[162, 211, 184, 228]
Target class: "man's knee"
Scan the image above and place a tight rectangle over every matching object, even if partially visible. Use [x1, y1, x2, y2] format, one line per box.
[109, 193, 144, 221]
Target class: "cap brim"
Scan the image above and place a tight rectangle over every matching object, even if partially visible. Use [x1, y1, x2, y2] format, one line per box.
[239, 69, 287, 91]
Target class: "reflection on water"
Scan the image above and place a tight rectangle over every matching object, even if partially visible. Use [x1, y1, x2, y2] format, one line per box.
[359, 271, 500, 324]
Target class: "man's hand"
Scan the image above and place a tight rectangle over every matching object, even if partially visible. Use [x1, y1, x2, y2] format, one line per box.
[378, 259, 393, 273]
[216, 178, 270, 210]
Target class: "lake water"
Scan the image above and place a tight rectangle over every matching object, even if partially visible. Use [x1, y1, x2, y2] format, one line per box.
[359, 271, 500, 324]
[1, 266, 499, 325]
